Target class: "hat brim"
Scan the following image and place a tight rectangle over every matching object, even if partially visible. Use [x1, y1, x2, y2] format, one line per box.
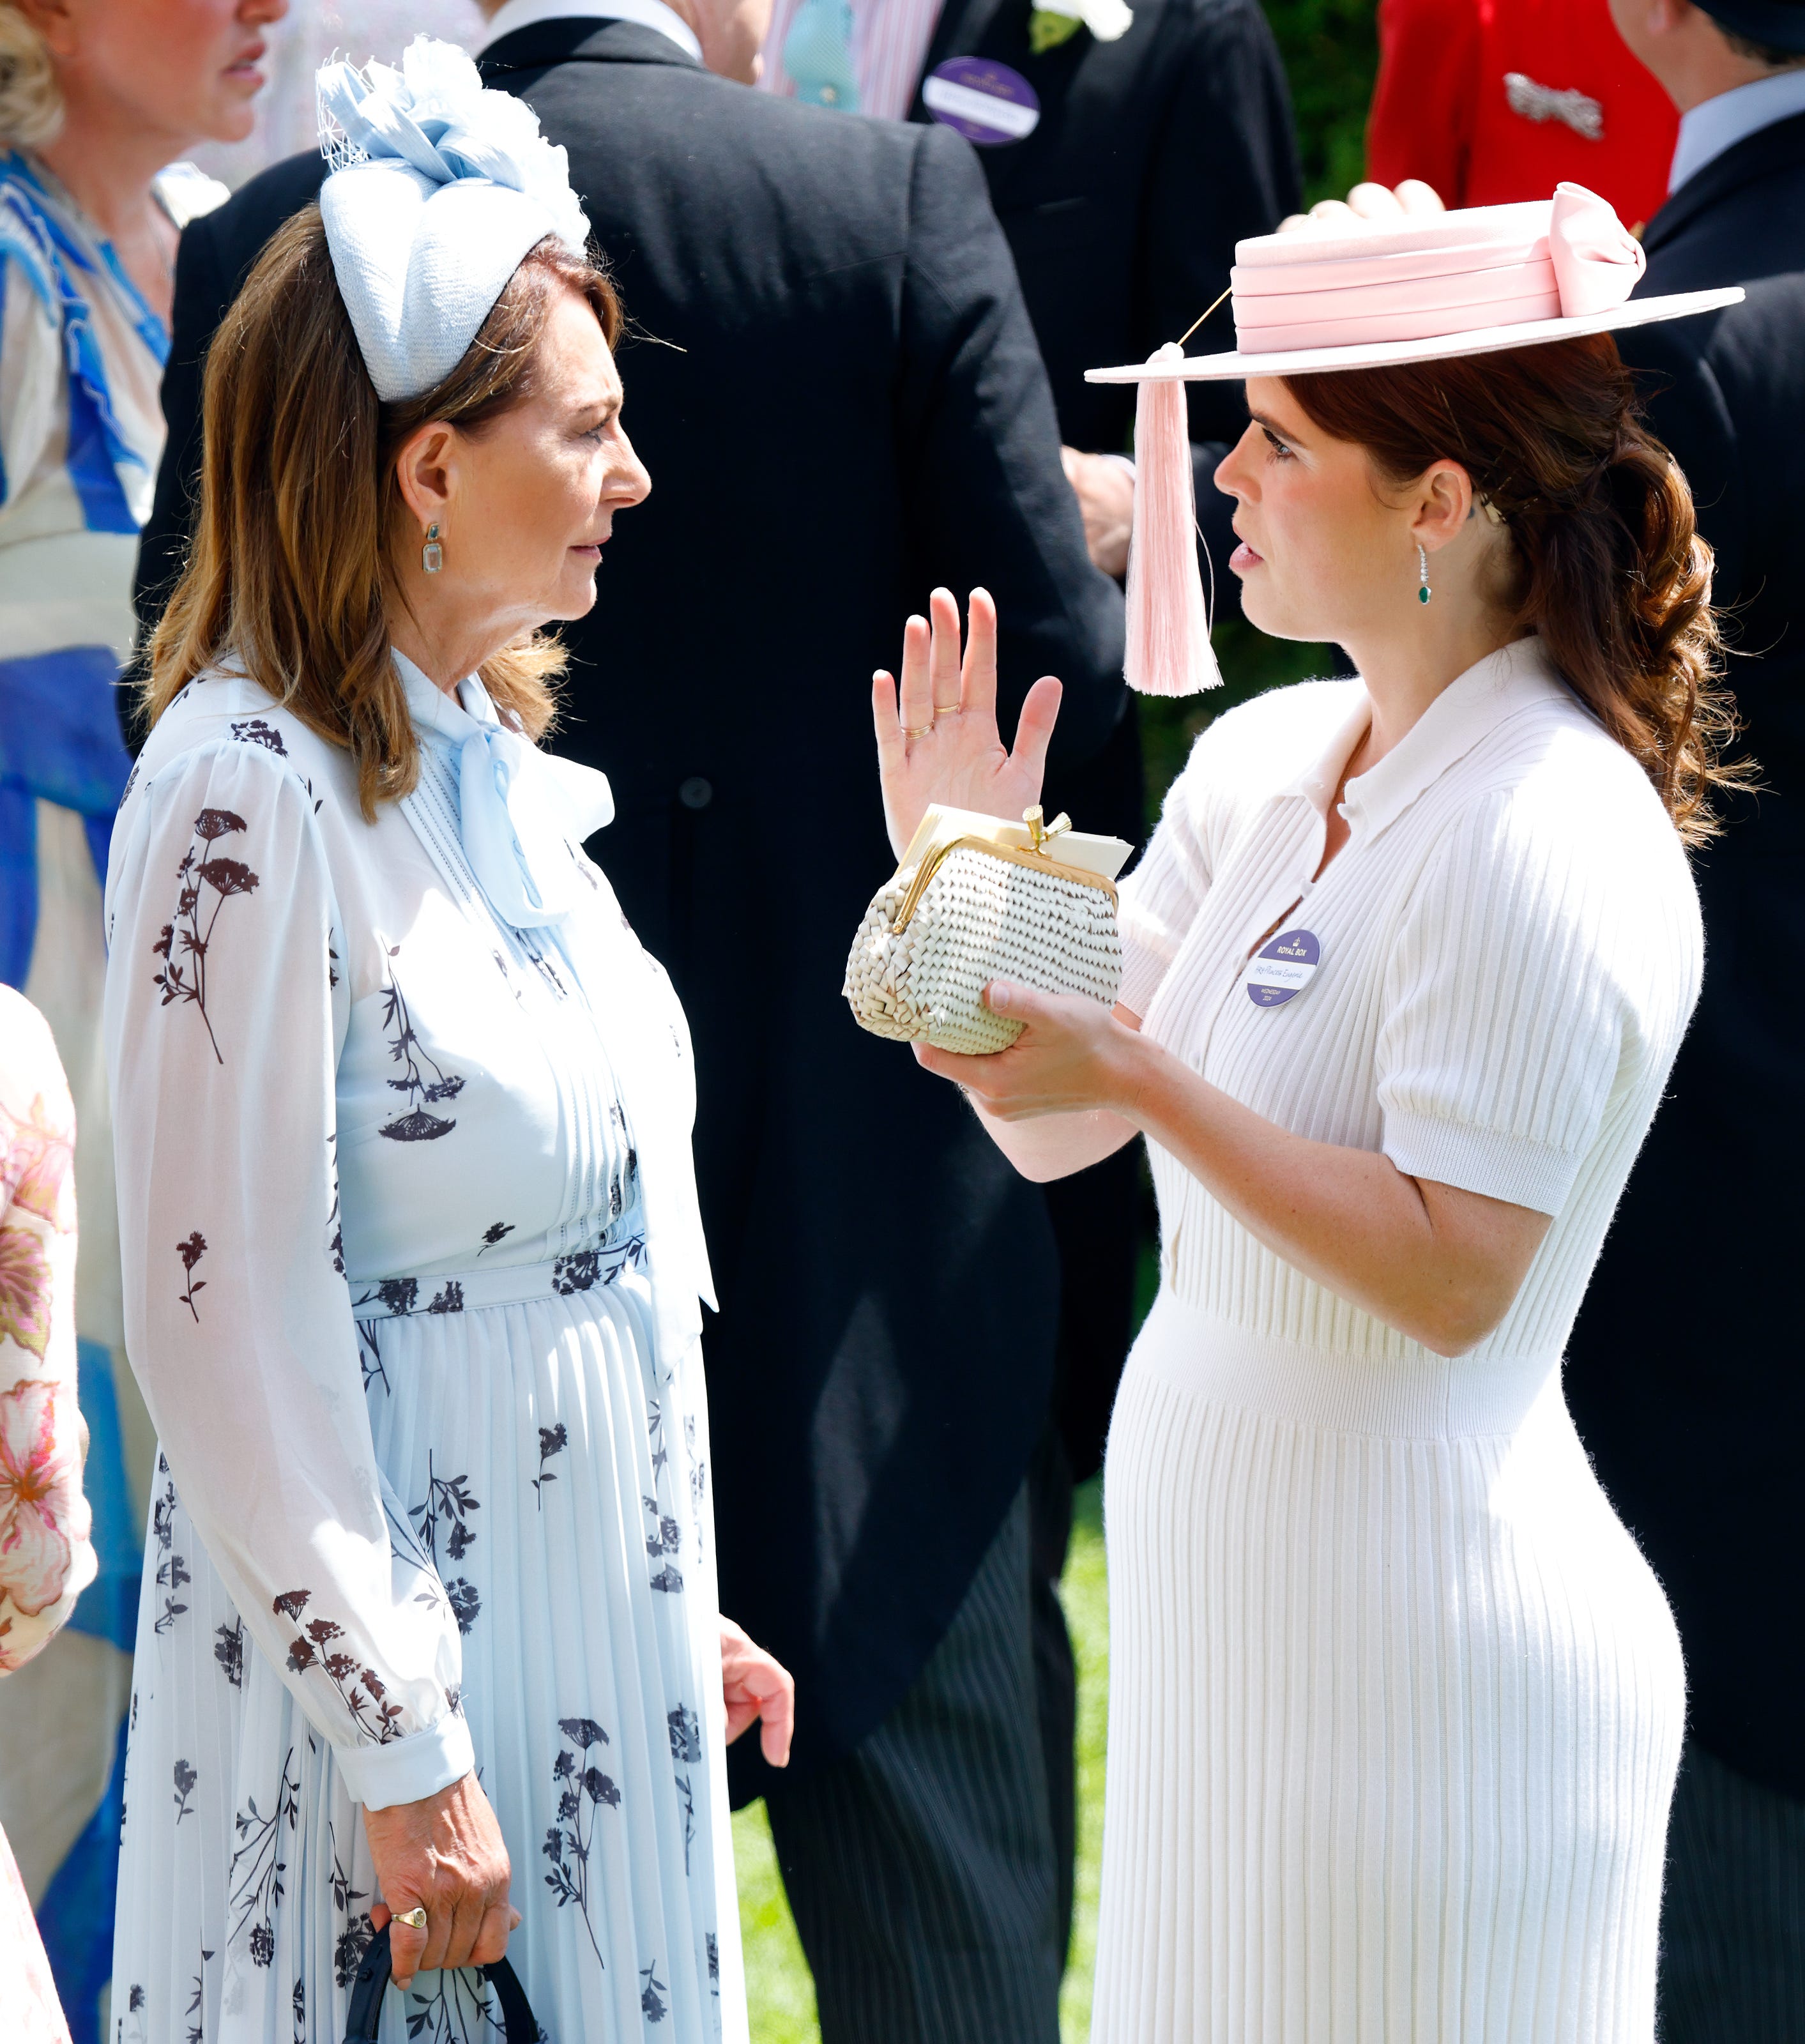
[1084, 286, 1745, 385]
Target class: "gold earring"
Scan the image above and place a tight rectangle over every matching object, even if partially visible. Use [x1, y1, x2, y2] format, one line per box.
[422, 522, 444, 574]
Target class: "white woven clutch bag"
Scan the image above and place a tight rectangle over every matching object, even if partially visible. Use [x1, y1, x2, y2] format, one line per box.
[844, 805, 1132, 1055]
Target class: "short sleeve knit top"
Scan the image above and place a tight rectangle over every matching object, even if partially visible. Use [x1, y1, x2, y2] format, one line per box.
[1117, 637, 1703, 1371]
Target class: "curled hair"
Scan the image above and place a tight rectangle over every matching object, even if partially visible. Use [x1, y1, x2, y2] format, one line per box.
[146, 205, 623, 818]
[0, 6, 62, 148]
[1283, 335, 1749, 844]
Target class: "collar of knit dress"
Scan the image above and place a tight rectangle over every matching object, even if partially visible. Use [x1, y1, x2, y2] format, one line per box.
[1289, 638, 1574, 845]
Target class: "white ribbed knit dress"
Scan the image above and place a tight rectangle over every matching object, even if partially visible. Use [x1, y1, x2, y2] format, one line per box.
[1092, 641, 1700, 2044]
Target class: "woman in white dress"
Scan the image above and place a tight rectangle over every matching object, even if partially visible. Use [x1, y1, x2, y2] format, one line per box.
[104, 43, 790, 2044]
[869, 184, 1747, 2040]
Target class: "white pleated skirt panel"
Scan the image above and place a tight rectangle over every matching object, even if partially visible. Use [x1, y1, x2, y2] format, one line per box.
[112, 1274, 745, 2044]
[1091, 1291, 1683, 2044]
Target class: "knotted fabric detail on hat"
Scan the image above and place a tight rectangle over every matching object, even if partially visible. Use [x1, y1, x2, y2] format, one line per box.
[1230, 184, 1646, 355]
[316, 37, 590, 402]
[1545, 183, 1648, 314]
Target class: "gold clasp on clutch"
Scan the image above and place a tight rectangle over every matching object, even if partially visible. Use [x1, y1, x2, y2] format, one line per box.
[1024, 805, 1072, 854]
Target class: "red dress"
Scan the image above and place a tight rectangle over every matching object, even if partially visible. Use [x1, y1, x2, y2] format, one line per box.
[1367, 0, 1678, 235]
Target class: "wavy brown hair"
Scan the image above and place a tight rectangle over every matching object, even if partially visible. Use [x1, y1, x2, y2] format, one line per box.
[145, 204, 621, 818]
[1284, 334, 1749, 844]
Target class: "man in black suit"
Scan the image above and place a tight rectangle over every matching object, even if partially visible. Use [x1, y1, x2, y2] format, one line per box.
[911, 0, 1301, 1971]
[754, 8, 1300, 1926]
[130, 2, 1123, 2035]
[1569, 4, 1805, 2035]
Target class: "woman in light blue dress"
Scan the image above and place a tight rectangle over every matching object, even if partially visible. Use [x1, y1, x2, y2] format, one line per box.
[102, 43, 791, 2044]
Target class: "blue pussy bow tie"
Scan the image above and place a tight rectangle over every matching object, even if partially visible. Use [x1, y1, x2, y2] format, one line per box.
[397, 653, 614, 929]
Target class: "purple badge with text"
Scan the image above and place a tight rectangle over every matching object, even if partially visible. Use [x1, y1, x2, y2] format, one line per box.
[1242, 928, 1321, 1007]
[923, 58, 1042, 146]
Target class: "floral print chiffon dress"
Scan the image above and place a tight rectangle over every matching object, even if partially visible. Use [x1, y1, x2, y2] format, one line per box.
[103, 660, 743, 2044]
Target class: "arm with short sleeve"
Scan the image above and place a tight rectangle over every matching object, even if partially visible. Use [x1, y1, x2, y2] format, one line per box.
[0, 996, 97, 1672]
[105, 742, 471, 1807]
[1375, 794, 1627, 1217]
[897, 122, 1127, 777]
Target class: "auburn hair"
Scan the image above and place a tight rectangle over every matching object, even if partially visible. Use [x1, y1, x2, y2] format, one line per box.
[146, 204, 622, 818]
[1283, 334, 1748, 844]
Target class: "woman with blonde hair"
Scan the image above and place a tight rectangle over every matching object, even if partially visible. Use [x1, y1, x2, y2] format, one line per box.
[105, 42, 790, 2044]
[874, 184, 1746, 2039]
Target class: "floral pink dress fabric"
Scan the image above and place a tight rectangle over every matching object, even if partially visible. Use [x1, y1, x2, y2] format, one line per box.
[0, 984, 95, 2044]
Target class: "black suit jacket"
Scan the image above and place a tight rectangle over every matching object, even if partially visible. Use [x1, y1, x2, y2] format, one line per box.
[913, 0, 1300, 614]
[894, 2, 1300, 1484]
[132, 18, 1127, 1795]
[1564, 112, 1805, 1802]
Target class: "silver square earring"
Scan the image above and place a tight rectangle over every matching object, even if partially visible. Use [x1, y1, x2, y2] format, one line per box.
[422, 522, 444, 574]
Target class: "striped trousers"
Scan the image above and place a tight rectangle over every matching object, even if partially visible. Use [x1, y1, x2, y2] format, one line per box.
[1660, 1742, 1805, 2041]
[764, 1483, 1064, 2043]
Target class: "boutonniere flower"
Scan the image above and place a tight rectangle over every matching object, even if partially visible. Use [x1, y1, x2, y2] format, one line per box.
[1029, 0, 1132, 54]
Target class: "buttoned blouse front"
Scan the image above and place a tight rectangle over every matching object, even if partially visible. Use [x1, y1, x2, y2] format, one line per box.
[1117, 637, 1703, 1375]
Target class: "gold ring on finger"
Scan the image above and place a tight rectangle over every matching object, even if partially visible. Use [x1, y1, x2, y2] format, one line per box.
[933, 702, 961, 717]
[903, 724, 934, 739]
[393, 1907, 429, 1931]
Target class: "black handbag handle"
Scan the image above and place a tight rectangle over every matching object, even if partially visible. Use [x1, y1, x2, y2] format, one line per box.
[343, 1922, 539, 2043]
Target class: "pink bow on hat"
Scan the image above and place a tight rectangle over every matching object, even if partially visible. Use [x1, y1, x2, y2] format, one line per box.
[1547, 181, 1647, 316]
[1229, 183, 1649, 354]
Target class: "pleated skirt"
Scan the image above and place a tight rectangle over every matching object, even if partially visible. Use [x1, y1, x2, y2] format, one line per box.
[1090, 1290, 1684, 2044]
[111, 1274, 745, 2044]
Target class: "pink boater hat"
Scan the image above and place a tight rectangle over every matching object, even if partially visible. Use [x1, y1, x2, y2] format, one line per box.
[1086, 184, 1743, 696]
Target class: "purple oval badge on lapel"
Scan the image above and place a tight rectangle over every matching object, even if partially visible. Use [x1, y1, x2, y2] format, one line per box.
[924, 58, 1041, 146]
[1242, 928, 1320, 1007]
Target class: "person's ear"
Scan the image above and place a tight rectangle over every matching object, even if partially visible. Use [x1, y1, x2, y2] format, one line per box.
[14, 1, 77, 59]
[393, 422, 459, 534]
[1412, 461, 1474, 558]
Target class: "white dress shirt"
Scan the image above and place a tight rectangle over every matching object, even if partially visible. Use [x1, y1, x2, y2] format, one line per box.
[1668, 65, 1805, 194]
[479, 0, 703, 63]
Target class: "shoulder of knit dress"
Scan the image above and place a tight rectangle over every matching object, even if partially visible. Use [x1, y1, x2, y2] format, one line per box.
[1167, 675, 1362, 813]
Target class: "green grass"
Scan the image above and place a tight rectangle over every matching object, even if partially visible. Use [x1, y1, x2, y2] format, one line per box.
[732, 1799, 820, 2039]
[733, 1476, 1111, 2044]
[1057, 1476, 1109, 2040]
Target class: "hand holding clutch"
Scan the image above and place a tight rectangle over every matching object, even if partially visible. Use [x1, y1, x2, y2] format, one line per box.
[871, 586, 1064, 860]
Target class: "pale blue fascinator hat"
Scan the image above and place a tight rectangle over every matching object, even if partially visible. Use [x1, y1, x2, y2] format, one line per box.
[315, 36, 591, 403]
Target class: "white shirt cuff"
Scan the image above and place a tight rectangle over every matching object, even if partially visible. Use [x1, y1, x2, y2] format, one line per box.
[1102, 453, 1136, 482]
[335, 1708, 476, 1810]
[1382, 1111, 1580, 1219]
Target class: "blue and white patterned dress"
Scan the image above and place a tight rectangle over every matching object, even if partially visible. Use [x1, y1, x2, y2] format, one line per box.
[102, 656, 744, 2043]
[0, 148, 222, 2041]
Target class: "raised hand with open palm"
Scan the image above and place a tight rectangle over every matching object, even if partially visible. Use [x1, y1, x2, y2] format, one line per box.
[871, 586, 1064, 858]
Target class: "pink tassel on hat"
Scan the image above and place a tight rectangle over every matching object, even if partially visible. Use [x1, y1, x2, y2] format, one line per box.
[1124, 341, 1221, 696]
